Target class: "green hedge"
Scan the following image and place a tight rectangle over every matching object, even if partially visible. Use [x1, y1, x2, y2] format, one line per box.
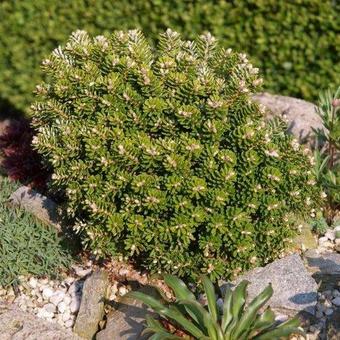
[0, 0, 339, 114]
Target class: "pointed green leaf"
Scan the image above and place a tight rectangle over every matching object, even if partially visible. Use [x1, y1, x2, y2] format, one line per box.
[203, 309, 218, 340]
[276, 316, 300, 329]
[144, 316, 182, 339]
[224, 281, 249, 337]
[232, 283, 273, 339]
[128, 291, 167, 314]
[221, 286, 233, 332]
[177, 299, 207, 331]
[231, 280, 248, 320]
[178, 299, 224, 339]
[248, 307, 276, 337]
[253, 327, 305, 340]
[164, 274, 196, 301]
[202, 275, 218, 322]
[163, 305, 206, 339]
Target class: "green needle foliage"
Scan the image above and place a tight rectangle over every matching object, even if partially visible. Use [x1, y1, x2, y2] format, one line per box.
[129, 275, 304, 339]
[0, 0, 339, 113]
[0, 176, 71, 287]
[32, 29, 321, 281]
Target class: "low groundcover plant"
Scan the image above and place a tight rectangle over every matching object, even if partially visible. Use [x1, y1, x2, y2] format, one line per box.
[129, 275, 304, 339]
[32, 29, 321, 281]
[0, 176, 71, 287]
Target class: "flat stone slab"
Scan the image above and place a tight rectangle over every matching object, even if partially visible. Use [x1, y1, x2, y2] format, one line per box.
[0, 302, 83, 340]
[9, 186, 62, 232]
[254, 92, 324, 144]
[221, 254, 318, 316]
[96, 286, 157, 340]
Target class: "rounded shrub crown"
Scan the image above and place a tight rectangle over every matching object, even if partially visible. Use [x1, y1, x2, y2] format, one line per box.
[32, 29, 321, 280]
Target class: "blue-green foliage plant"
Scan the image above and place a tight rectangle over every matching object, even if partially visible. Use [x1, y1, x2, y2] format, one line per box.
[32, 29, 321, 281]
[0, 176, 71, 287]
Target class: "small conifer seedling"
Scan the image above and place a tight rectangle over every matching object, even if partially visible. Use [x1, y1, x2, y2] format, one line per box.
[32, 29, 322, 281]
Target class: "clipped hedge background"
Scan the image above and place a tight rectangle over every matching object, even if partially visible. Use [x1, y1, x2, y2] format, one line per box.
[0, 0, 339, 114]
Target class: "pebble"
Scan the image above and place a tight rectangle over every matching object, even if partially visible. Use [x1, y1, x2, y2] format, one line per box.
[43, 303, 56, 314]
[70, 297, 81, 314]
[37, 308, 54, 319]
[42, 287, 54, 300]
[64, 319, 74, 328]
[40, 278, 49, 285]
[58, 301, 67, 314]
[216, 298, 223, 310]
[324, 299, 332, 308]
[324, 308, 333, 316]
[118, 286, 128, 296]
[315, 311, 323, 318]
[318, 236, 328, 244]
[325, 229, 335, 241]
[319, 241, 334, 249]
[275, 314, 288, 322]
[64, 277, 75, 285]
[50, 291, 65, 306]
[63, 295, 72, 306]
[118, 268, 129, 276]
[72, 265, 92, 277]
[28, 277, 38, 289]
[333, 289, 340, 297]
[68, 281, 82, 296]
[331, 296, 340, 306]
[62, 311, 71, 322]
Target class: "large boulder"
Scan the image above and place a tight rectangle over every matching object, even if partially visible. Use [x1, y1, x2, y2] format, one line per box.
[0, 302, 83, 340]
[221, 254, 318, 316]
[254, 92, 324, 144]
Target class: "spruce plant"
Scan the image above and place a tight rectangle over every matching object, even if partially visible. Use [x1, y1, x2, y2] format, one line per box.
[32, 29, 322, 281]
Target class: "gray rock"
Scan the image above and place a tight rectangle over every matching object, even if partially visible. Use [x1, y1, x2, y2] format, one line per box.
[9, 186, 62, 232]
[0, 302, 83, 340]
[73, 270, 109, 340]
[253, 92, 324, 144]
[96, 286, 157, 340]
[221, 254, 318, 316]
[332, 297, 340, 307]
[304, 250, 340, 275]
[304, 250, 340, 290]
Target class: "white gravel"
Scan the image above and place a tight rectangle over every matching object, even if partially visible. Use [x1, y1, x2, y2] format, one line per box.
[0, 264, 130, 330]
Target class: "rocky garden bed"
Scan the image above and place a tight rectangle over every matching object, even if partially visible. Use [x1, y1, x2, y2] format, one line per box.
[0, 90, 339, 339]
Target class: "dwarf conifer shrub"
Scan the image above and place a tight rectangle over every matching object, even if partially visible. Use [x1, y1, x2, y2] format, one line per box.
[32, 30, 321, 281]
